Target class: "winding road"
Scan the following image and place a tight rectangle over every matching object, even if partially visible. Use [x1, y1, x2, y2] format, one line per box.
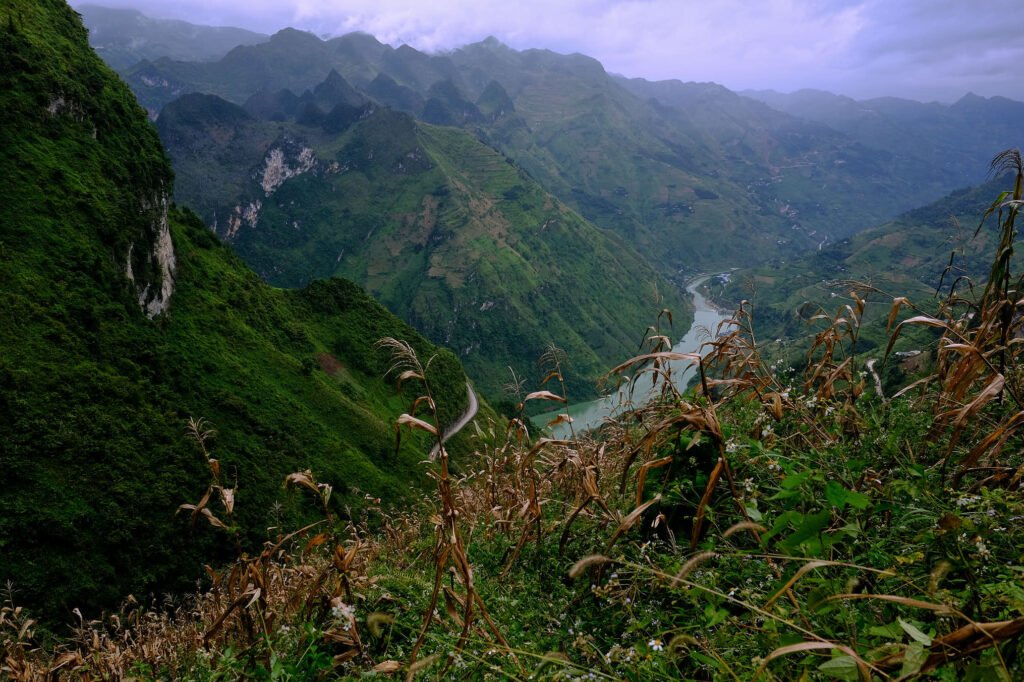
[430, 382, 479, 458]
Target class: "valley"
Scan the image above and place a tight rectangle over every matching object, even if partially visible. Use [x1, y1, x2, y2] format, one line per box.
[4, 2, 1024, 679]
[538, 274, 731, 438]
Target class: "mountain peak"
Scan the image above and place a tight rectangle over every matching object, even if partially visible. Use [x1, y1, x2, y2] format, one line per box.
[269, 27, 322, 46]
[480, 35, 507, 48]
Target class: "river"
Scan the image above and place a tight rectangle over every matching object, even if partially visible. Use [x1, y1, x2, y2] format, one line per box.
[535, 276, 731, 439]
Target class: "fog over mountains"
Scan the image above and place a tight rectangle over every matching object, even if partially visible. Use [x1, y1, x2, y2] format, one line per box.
[72, 0, 1024, 102]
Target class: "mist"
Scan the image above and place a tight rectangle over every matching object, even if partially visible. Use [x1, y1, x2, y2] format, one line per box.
[71, 0, 1024, 102]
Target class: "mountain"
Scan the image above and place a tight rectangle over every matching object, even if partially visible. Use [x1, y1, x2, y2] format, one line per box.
[110, 27, 1022, 279]
[76, 3, 268, 71]
[744, 88, 1024, 191]
[0, 0, 476, 620]
[156, 88, 690, 400]
[715, 176, 1011, 349]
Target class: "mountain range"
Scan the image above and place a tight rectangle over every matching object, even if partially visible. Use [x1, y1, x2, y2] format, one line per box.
[72, 11, 1023, 403]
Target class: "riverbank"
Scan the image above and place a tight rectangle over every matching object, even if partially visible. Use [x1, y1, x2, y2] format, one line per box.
[534, 275, 732, 438]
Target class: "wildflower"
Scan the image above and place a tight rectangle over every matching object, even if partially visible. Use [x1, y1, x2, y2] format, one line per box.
[331, 599, 355, 631]
[330, 599, 355, 622]
[648, 638, 664, 651]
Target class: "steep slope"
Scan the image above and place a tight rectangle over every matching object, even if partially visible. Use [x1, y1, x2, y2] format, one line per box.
[0, 0, 473, 621]
[744, 88, 1024, 192]
[157, 92, 690, 400]
[716, 176, 1010, 347]
[77, 3, 268, 71]
[101, 21, 1023, 277]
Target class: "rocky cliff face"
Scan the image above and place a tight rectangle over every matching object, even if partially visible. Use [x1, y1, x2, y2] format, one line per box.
[126, 192, 177, 317]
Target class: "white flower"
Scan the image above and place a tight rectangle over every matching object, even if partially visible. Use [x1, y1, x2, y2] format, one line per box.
[330, 600, 355, 622]
[648, 638, 664, 651]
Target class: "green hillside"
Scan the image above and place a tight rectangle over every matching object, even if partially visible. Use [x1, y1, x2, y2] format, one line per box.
[714, 177, 1010, 377]
[157, 91, 691, 401]
[0, 0, 474, 620]
[745, 88, 1024, 191]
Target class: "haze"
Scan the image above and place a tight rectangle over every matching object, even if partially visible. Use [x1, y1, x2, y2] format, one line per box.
[71, 0, 1023, 103]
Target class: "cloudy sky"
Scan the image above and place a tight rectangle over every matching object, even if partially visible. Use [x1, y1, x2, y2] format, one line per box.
[73, 0, 1023, 102]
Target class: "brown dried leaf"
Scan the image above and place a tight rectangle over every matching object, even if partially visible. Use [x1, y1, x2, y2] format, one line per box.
[373, 660, 402, 674]
[764, 561, 830, 607]
[396, 413, 437, 436]
[396, 370, 424, 388]
[219, 488, 235, 515]
[635, 455, 673, 506]
[201, 508, 227, 529]
[824, 593, 956, 615]
[285, 470, 320, 494]
[755, 641, 872, 680]
[525, 390, 566, 403]
[546, 413, 574, 428]
[607, 495, 662, 552]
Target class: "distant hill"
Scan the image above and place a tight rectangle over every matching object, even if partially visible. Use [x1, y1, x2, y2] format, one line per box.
[76, 4, 268, 71]
[717, 176, 1012, 348]
[743, 88, 1024, 192]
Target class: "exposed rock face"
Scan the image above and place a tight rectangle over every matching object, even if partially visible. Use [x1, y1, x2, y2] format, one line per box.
[225, 199, 263, 238]
[125, 193, 177, 317]
[258, 139, 316, 196]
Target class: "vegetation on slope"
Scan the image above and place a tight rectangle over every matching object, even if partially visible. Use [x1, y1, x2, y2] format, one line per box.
[102, 22, 1022, 277]
[157, 89, 691, 401]
[7, 155, 1024, 681]
[0, 0, 473, 621]
[715, 176, 1011, 387]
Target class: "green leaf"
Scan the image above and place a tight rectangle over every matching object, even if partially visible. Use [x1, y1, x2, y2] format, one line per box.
[781, 470, 811, 490]
[779, 509, 831, 551]
[900, 642, 928, 678]
[763, 510, 802, 543]
[899, 618, 933, 645]
[868, 622, 904, 639]
[818, 654, 860, 681]
[704, 603, 728, 627]
[824, 480, 871, 510]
